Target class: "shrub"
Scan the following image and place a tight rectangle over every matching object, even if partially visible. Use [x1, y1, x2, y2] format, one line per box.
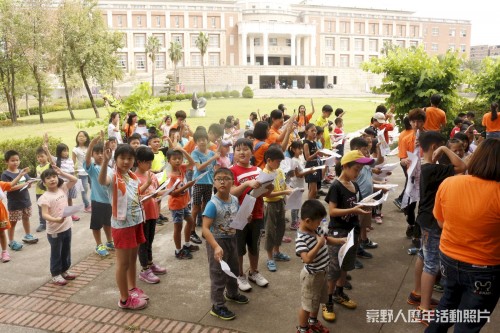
[213, 91, 222, 98]
[222, 91, 230, 98]
[242, 86, 254, 98]
[0, 135, 61, 177]
[166, 95, 177, 102]
[184, 93, 193, 100]
[158, 95, 169, 102]
[230, 90, 240, 98]
[176, 94, 185, 101]
[204, 92, 213, 99]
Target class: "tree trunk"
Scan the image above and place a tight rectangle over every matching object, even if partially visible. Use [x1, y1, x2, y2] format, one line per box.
[174, 64, 177, 85]
[62, 67, 75, 120]
[25, 93, 30, 116]
[11, 66, 17, 120]
[202, 62, 206, 93]
[80, 65, 100, 118]
[151, 63, 155, 96]
[34, 67, 44, 123]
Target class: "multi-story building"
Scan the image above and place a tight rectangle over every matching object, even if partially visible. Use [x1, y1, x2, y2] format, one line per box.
[98, 0, 471, 92]
[470, 45, 500, 62]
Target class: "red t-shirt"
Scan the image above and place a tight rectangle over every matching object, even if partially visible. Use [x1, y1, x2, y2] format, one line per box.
[450, 126, 460, 138]
[134, 172, 160, 220]
[378, 123, 394, 143]
[230, 164, 264, 219]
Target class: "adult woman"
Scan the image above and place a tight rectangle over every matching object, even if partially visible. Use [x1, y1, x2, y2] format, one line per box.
[122, 112, 138, 139]
[245, 112, 258, 131]
[297, 100, 315, 138]
[108, 112, 123, 144]
[426, 138, 500, 333]
[482, 102, 500, 138]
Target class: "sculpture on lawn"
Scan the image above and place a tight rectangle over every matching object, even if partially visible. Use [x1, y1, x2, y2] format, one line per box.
[191, 92, 207, 110]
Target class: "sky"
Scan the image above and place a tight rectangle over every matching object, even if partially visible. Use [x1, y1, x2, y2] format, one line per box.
[286, 0, 500, 45]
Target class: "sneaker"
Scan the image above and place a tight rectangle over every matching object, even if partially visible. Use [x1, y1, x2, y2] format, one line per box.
[61, 271, 77, 280]
[412, 306, 434, 327]
[357, 248, 373, 259]
[150, 263, 167, 275]
[84, 206, 92, 213]
[105, 240, 115, 251]
[374, 216, 383, 224]
[361, 238, 378, 249]
[139, 268, 160, 284]
[412, 238, 421, 248]
[273, 252, 291, 261]
[318, 190, 327, 196]
[346, 274, 352, 281]
[118, 296, 148, 310]
[1, 251, 10, 263]
[95, 244, 109, 257]
[266, 259, 277, 272]
[248, 270, 269, 287]
[285, 217, 290, 224]
[22, 234, 38, 244]
[333, 291, 357, 309]
[175, 248, 193, 260]
[309, 320, 330, 333]
[296, 326, 314, 333]
[290, 222, 300, 230]
[406, 225, 414, 239]
[190, 232, 202, 244]
[237, 275, 252, 292]
[210, 305, 235, 321]
[183, 244, 199, 252]
[406, 291, 439, 309]
[393, 198, 402, 210]
[129, 287, 149, 300]
[52, 275, 68, 286]
[159, 214, 169, 222]
[344, 280, 352, 290]
[322, 302, 336, 322]
[433, 282, 444, 293]
[282, 236, 292, 243]
[71, 215, 80, 221]
[156, 219, 165, 226]
[8, 240, 23, 251]
[354, 259, 363, 269]
[224, 292, 249, 304]
[36, 224, 46, 232]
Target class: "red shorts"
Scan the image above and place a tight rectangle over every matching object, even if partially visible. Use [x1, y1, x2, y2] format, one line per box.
[111, 224, 145, 249]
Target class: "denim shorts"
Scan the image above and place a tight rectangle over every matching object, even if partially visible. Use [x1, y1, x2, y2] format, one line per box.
[171, 207, 191, 223]
[418, 227, 441, 275]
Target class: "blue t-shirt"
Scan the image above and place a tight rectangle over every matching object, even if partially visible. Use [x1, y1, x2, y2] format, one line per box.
[203, 195, 239, 238]
[191, 149, 216, 185]
[84, 162, 111, 204]
[356, 165, 374, 199]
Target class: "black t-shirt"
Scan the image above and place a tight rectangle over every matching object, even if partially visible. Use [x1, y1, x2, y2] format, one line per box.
[1, 170, 32, 211]
[416, 163, 454, 230]
[303, 139, 319, 168]
[325, 179, 362, 232]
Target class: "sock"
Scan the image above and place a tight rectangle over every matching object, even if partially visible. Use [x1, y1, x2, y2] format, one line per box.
[328, 294, 333, 303]
[184, 242, 191, 248]
[120, 299, 127, 305]
[175, 248, 181, 254]
[308, 317, 318, 325]
[335, 286, 344, 295]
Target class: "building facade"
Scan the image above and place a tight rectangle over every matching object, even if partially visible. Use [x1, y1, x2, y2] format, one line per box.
[470, 45, 500, 62]
[98, 0, 471, 92]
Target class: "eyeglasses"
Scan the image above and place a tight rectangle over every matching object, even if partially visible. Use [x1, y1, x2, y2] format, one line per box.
[214, 177, 233, 183]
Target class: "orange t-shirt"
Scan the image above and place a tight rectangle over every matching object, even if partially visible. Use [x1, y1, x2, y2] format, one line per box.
[434, 175, 500, 266]
[423, 107, 446, 131]
[297, 113, 313, 127]
[482, 112, 500, 132]
[398, 131, 417, 159]
[252, 140, 270, 169]
[123, 124, 136, 138]
[397, 129, 413, 159]
[167, 165, 190, 211]
[0, 182, 12, 230]
[266, 126, 282, 145]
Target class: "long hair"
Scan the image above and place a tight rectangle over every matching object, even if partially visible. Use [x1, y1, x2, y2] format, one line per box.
[55, 143, 69, 168]
[491, 102, 498, 121]
[467, 138, 500, 181]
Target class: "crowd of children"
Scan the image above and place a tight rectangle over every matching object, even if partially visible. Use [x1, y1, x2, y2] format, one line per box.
[0, 96, 497, 333]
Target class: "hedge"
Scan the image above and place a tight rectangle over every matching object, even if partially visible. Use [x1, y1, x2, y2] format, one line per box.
[14, 99, 106, 118]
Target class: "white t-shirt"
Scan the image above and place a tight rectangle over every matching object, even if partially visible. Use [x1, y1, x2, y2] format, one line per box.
[108, 123, 123, 144]
[72, 146, 88, 176]
[289, 157, 306, 189]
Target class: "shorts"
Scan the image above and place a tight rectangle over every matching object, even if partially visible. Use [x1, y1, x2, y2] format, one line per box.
[9, 206, 32, 222]
[236, 218, 264, 256]
[327, 228, 359, 281]
[171, 207, 191, 223]
[300, 269, 328, 313]
[418, 227, 441, 275]
[359, 213, 372, 229]
[112, 224, 145, 249]
[90, 201, 111, 230]
[192, 184, 213, 206]
[305, 169, 322, 184]
[67, 186, 77, 199]
[0, 220, 11, 231]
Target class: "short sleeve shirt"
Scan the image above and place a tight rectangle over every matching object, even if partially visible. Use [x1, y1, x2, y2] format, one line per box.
[135, 171, 160, 220]
[315, 117, 331, 149]
[424, 107, 446, 131]
[263, 168, 287, 203]
[355, 165, 374, 199]
[230, 164, 264, 219]
[84, 162, 111, 204]
[296, 227, 329, 273]
[37, 184, 72, 234]
[325, 179, 362, 231]
[108, 123, 123, 144]
[35, 163, 51, 195]
[203, 195, 239, 238]
[168, 166, 190, 211]
[191, 150, 216, 184]
[1, 171, 31, 211]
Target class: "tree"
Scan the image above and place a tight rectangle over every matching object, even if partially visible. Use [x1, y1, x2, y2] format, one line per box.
[362, 46, 464, 125]
[473, 57, 500, 104]
[168, 41, 183, 87]
[195, 32, 209, 92]
[145, 35, 160, 96]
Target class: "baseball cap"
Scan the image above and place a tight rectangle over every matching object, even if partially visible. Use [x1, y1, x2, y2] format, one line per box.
[341, 150, 375, 166]
[373, 112, 386, 124]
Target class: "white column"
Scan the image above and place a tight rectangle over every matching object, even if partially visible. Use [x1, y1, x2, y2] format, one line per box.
[127, 11, 132, 29]
[202, 13, 207, 29]
[296, 36, 302, 66]
[107, 10, 113, 28]
[310, 35, 316, 66]
[290, 33, 296, 66]
[241, 32, 247, 66]
[146, 12, 151, 29]
[304, 36, 310, 66]
[263, 32, 268, 66]
[250, 36, 255, 65]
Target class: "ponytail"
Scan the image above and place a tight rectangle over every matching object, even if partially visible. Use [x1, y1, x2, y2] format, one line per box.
[491, 102, 498, 121]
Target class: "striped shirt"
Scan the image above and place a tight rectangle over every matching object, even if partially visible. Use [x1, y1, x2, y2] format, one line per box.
[295, 227, 330, 274]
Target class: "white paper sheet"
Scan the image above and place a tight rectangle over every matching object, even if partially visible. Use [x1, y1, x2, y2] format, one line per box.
[193, 171, 209, 184]
[230, 195, 256, 230]
[220, 260, 238, 279]
[256, 171, 276, 184]
[355, 190, 389, 207]
[377, 128, 391, 156]
[373, 183, 399, 191]
[62, 204, 84, 217]
[338, 229, 355, 268]
[280, 157, 292, 175]
[161, 179, 181, 198]
[376, 162, 399, 177]
[302, 165, 326, 173]
[319, 149, 342, 158]
[249, 181, 273, 198]
[285, 188, 305, 210]
[406, 152, 419, 180]
[140, 180, 169, 202]
[155, 170, 167, 182]
[321, 156, 336, 166]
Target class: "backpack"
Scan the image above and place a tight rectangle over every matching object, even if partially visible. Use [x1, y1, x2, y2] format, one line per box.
[250, 141, 266, 166]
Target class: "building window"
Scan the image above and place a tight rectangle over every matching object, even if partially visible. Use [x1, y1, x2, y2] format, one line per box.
[369, 55, 378, 60]
[354, 22, 364, 34]
[325, 55, 334, 67]
[410, 25, 418, 37]
[210, 16, 216, 28]
[229, 16, 234, 27]
[449, 29, 455, 37]
[369, 23, 377, 35]
[190, 34, 198, 47]
[340, 55, 349, 67]
[354, 55, 364, 67]
[396, 25, 405, 37]
[269, 38, 277, 46]
[248, 75, 253, 84]
[396, 40, 405, 48]
[432, 27, 439, 36]
[340, 21, 349, 33]
[117, 15, 123, 27]
[134, 34, 146, 48]
[172, 34, 183, 47]
[155, 16, 161, 27]
[174, 16, 180, 28]
[137, 16, 142, 27]
[155, 53, 165, 69]
[153, 34, 165, 48]
[191, 53, 201, 66]
[369, 39, 378, 52]
[354, 38, 363, 51]
[460, 44, 466, 52]
[121, 33, 127, 48]
[410, 40, 418, 48]
[325, 20, 332, 33]
[229, 35, 234, 46]
[383, 24, 392, 36]
[209, 53, 219, 66]
[286, 39, 291, 47]
[254, 38, 261, 46]
[135, 53, 146, 70]
[431, 43, 438, 51]
[340, 38, 349, 51]
[460, 29, 467, 37]
[117, 53, 127, 70]
[325, 38, 334, 50]
[209, 34, 219, 47]
[449, 44, 455, 51]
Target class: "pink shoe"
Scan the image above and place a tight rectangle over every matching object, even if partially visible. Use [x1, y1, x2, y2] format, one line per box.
[62, 271, 77, 280]
[139, 269, 160, 284]
[1, 251, 10, 263]
[71, 215, 80, 221]
[118, 296, 148, 310]
[374, 216, 383, 224]
[150, 263, 167, 275]
[289, 222, 299, 230]
[282, 236, 292, 243]
[129, 287, 149, 300]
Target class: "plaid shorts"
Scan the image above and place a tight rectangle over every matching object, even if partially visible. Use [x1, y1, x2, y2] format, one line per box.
[9, 206, 32, 222]
[192, 184, 213, 206]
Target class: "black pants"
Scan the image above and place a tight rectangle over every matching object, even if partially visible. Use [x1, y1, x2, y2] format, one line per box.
[138, 219, 157, 268]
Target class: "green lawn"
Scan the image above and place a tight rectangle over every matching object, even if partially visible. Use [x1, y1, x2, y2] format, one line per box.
[0, 97, 385, 145]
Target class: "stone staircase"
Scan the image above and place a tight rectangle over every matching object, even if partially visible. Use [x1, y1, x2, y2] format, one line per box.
[253, 88, 384, 98]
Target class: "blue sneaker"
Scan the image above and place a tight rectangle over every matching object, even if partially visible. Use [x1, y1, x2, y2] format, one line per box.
[273, 252, 290, 261]
[9, 240, 23, 251]
[105, 241, 115, 251]
[95, 244, 109, 257]
[266, 259, 277, 272]
[22, 234, 38, 244]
